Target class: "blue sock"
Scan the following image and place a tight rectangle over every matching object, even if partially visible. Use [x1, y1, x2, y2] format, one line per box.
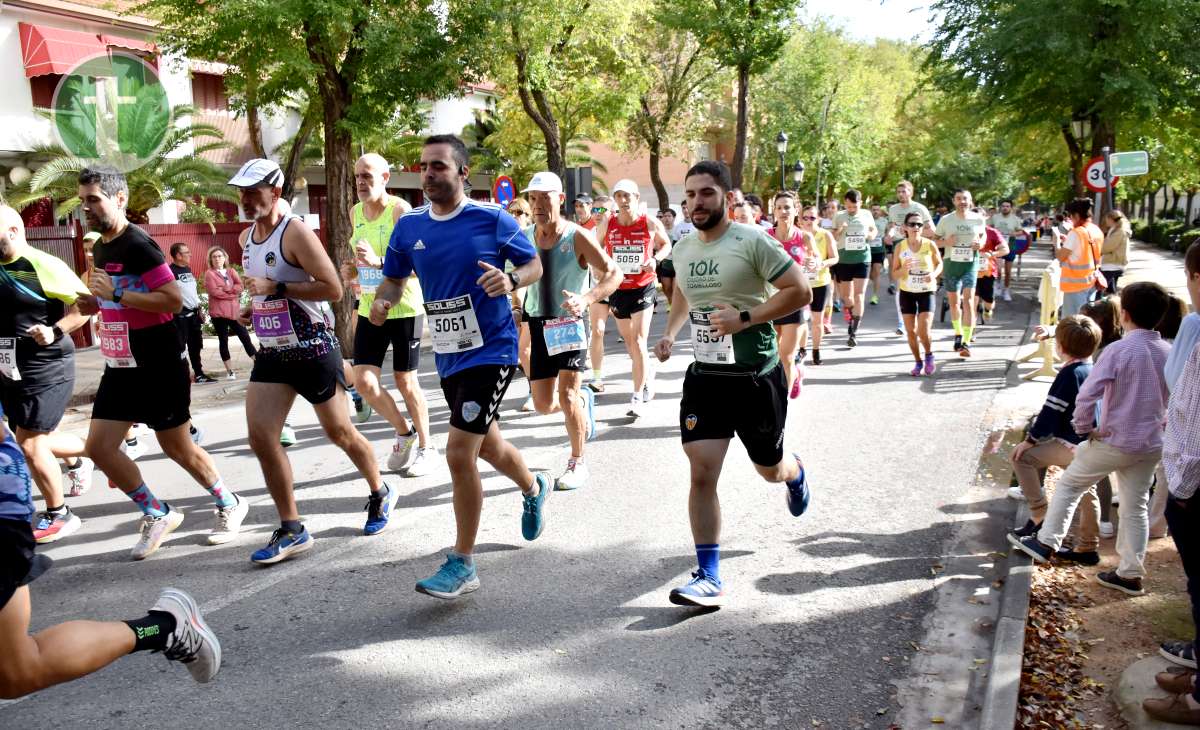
[696, 544, 720, 581]
[348, 385, 360, 398]
[127, 483, 168, 517]
[206, 477, 237, 509]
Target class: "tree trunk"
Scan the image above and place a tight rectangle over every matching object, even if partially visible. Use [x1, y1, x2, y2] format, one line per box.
[1148, 189, 1157, 227]
[1169, 186, 1180, 215]
[245, 75, 267, 159]
[1187, 190, 1197, 225]
[281, 99, 320, 202]
[648, 141, 668, 212]
[731, 62, 750, 190]
[1062, 124, 1084, 198]
[320, 98, 355, 358]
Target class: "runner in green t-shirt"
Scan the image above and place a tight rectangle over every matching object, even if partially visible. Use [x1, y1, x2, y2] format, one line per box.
[990, 199, 1024, 302]
[653, 159, 814, 609]
[338, 153, 436, 478]
[933, 188, 986, 357]
[869, 203, 889, 307]
[831, 190, 877, 347]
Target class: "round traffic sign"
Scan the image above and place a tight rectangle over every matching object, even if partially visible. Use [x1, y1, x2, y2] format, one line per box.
[492, 175, 515, 205]
[1082, 156, 1120, 193]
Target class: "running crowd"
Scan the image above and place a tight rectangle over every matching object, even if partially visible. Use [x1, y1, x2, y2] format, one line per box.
[0, 134, 1197, 715]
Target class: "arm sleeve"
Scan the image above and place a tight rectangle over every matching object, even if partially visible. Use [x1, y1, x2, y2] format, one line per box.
[383, 220, 414, 279]
[1073, 354, 1114, 433]
[1030, 370, 1076, 440]
[37, 254, 90, 303]
[498, 211, 536, 266]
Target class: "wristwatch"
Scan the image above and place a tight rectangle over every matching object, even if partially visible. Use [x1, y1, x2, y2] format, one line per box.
[275, 281, 288, 297]
[739, 310, 751, 324]
[507, 271, 520, 290]
[112, 289, 123, 304]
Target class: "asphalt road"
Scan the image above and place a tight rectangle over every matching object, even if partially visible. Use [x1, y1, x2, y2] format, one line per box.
[4, 265, 1043, 728]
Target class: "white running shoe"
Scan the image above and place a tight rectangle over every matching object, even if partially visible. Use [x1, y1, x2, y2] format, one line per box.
[65, 457, 95, 497]
[189, 424, 205, 446]
[519, 395, 535, 413]
[207, 495, 249, 545]
[1099, 521, 1114, 538]
[403, 446, 439, 477]
[122, 437, 147, 461]
[1002, 287, 1013, 302]
[388, 431, 419, 472]
[150, 587, 222, 683]
[642, 381, 654, 403]
[226, 371, 237, 381]
[555, 458, 588, 491]
[1006, 486, 1026, 501]
[627, 394, 643, 419]
[131, 508, 185, 560]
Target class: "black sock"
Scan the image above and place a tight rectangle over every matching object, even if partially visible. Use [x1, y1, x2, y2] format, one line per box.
[47, 503, 67, 515]
[124, 610, 176, 653]
[281, 519, 304, 534]
[125, 437, 137, 446]
[66, 458, 83, 470]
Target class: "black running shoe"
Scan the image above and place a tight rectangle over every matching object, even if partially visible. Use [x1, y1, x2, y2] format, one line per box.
[953, 335, 963, 352]
[1012, 519, 1041, 538]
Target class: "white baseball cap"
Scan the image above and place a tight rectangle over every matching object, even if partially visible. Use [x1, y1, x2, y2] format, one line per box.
[521, 171, 563, 194]
[228, 158, 284, 188]
[612, 179, 639, 196]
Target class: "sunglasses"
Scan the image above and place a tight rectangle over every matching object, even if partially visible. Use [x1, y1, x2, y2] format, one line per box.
[905, 222, 922, 228]
[591, 207, 608, 214]
[801, 216, 818, 221]
[508, 209, 525, 216]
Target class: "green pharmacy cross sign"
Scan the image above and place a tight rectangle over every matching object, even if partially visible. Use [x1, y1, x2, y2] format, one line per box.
[51, 52, 172, 173]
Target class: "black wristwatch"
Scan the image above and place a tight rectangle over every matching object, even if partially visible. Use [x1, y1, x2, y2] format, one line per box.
[274, 281, 288, 297]
[51, 325, 64, 342]
[739, 310, 751, 324]
[507, 272, 520, 290]
[112, 289, 123, 304]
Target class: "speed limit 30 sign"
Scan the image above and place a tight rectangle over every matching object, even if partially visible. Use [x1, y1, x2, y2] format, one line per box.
[1082, 156, 1120, 193]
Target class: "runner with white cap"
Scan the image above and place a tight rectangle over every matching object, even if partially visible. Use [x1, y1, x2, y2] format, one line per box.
[230, 158, 393, 564]
[597, 179, 672, 418]
[520, 171, 621, 490]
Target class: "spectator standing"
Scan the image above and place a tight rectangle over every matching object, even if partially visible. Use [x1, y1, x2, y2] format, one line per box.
[1100, 210, 1131, 295]
[203, 247, 256, 380]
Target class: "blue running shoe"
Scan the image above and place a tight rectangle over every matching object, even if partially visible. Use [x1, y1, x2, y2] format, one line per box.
[250, 526, 314, 565]
[669, 570, 725, 607]
[785, 454, 811, 517]
[581, 387, 596, 441]
[415, 553, 480, 600]
[521, 472, 552, 541]
[363, 483, 398, 536]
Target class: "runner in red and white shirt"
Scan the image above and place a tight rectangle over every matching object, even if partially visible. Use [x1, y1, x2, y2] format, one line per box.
[768, 191, 815, 399]
[597, 179, 672, 418]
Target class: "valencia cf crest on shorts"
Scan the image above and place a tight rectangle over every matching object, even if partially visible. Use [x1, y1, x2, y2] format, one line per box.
[685, 414, 697, 430]
[461, 401, 481, 422]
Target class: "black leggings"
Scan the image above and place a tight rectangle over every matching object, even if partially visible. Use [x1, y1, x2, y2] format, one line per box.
[212, 317, 257, 363]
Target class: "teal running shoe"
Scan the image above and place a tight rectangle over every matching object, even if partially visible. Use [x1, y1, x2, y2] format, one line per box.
[521, 472, 552, 541]
[415, 553, 480, 599]
[279, 423, 297, 448]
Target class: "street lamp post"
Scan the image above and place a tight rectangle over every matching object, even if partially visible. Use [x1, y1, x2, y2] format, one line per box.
[775, 132, 788, 191]
[792, 160, 805, 192]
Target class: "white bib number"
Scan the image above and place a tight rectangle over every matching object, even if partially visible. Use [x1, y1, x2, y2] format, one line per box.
[99, 321, 137, 368]
[843, 234, 867, 251]
[613, 245, 644, 275]
[950, 243, 975, 263]
[542, 317, 586, 356]
[689, 309, 735, 365]
[906, 269, 935, 292]
[426, 295, 483, 354]
[0, 337, 19, 381]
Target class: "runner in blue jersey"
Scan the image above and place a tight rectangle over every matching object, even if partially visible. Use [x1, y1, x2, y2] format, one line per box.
[373, 134, 550, 600]
[0, 402, 222, 697]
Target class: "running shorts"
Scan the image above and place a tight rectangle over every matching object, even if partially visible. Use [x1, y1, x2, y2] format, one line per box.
[353, 314, 423, 372]
[251, 349, 348, 405]
[1, 378, 73, 433]
[976, 276, 996, 304]
[773, 309, 803, 326]
[440, 364, 515, 435]
[809, 284, 829, 312]
[609, 283, 656, 319]
[527, 319, 588, 381]
[93, 341, 191, 432]
[899, 291, 936, 315]
[679, 362, 787, 467]
[942, 268, 978, 294]
[832, 262, 870, 282]
[870, 249, 885, 265]
[0, 517, 49, 611]
[657, 257, 676, 279]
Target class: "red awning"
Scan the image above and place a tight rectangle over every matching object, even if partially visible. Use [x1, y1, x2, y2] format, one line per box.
[18, 23, 158, 79]
[18, 22, 106, 78]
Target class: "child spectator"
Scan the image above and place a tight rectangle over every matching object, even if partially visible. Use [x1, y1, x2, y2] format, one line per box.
[1010, 282, 1174, 596]
[1009, 315, 1103, 562]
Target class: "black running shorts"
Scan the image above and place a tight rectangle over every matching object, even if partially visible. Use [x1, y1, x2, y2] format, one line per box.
[527, 319, 588, 381]
[657, 257, 676, 279]
[1, 378, 73, 433]
[679, 362, 787, 467]
[92, 324, 191, 431]
[809, 284, 829, 312]
[899, 290, 936, 315]
[976, 276, 996, 304]
[441, 364, 515, 435]
[0, 517, 49, 611]
[609, 283, 656, 320]
[353, 314, 423, 372]
[832, 262, 870, 282]
[251, 349, 348, 405]
[870, 249, 885, 265]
